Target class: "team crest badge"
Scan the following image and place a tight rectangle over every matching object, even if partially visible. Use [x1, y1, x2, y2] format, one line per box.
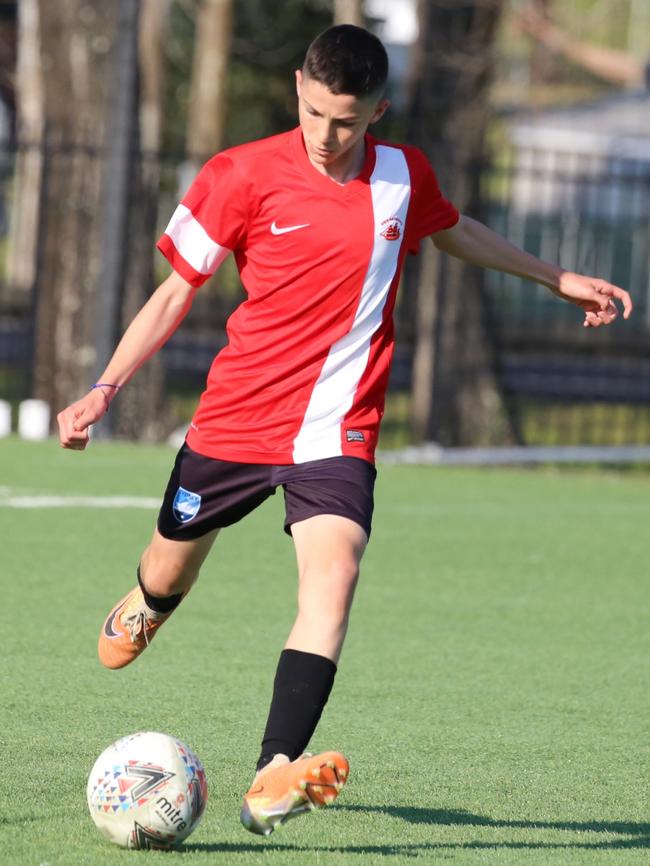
[380, 216, 402, 241]
[172, 486, 201, 523]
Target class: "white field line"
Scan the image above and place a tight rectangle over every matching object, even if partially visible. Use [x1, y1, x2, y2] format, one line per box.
[378, 444, 650, 465]
[0, 488, 159, 509]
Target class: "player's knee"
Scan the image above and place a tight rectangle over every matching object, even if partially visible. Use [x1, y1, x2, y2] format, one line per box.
[299, 558, 360, 620]
[328, 557, 360, 598]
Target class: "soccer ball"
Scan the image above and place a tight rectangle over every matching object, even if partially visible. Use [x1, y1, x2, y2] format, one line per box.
[87, 731, 208, 850]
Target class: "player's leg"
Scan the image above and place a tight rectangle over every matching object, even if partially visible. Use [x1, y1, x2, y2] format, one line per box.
[140, 525, 220, 599]
[98, 527, 219, 670]
[255, 515, 366, 764]
[240, 514, 365, 834]
[98, 443, 276, 670]
[241, 456, 375, 835]
[285, 513, 367, 661]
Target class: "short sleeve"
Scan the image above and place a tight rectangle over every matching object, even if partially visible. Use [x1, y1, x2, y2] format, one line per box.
[404, 146, 459, 255]
[156, 155, 249, 287]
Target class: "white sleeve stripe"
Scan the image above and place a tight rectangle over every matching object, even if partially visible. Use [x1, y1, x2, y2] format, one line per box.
[164, 203, 231, 275]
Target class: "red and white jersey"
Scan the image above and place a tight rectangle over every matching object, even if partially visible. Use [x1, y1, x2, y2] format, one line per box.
[157, 127, 459, 465]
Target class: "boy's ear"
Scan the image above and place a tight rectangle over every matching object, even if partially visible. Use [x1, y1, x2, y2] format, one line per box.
[295, 69, 303, 96]
[369, 99, 390, 124]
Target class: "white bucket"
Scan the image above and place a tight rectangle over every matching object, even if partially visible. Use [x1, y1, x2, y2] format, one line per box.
[18, 399, 51, 440]
[0, 399, 10, 437]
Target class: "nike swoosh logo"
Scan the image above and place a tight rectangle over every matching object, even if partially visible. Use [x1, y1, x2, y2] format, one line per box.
[270, 221, 310, 235]
[104, 606, 123, 639]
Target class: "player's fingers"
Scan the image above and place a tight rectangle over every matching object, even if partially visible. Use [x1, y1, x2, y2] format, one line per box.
[59, 427, 88, 449]
[72, 405, 99, 432]
[63, 436, 89, 451]
[596, 301, 618, 324]
[57, 407, 90, 448]
[64, 424, 90, 448]
[611, 285, 633, 319]
[594, 282, 633, 319]
[57, 410, 76, 446]
[592, 283, 611, 311]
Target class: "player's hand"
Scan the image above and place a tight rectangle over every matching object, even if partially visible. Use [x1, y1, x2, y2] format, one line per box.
[552, 272, 633, 328]
[57, 389, 109, 450]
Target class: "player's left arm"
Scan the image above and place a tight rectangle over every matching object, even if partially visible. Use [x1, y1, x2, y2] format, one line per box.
[431, 214, 633, 328]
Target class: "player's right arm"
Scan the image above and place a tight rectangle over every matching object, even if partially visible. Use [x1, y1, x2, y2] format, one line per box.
[57, 269, 197, 451]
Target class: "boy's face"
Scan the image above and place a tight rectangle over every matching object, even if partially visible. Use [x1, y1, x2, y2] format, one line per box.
[296, 70, 389, 168]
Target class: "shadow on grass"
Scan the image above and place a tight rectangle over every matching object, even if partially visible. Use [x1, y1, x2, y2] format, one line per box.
[182, 806, 650, 855]
[0, 815, 47, 827]
[343, 805, 650, 839]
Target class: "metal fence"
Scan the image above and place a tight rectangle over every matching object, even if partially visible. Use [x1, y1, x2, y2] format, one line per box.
[483, 144, 650, 447]
[388, 141, 650, 449]
[1, 137, 649, 448]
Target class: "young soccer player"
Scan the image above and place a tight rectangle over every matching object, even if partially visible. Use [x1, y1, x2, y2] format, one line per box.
[57, 25, 632, 836]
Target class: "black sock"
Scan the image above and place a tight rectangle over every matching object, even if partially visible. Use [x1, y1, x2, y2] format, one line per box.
[256, 649, 337, 772]
[137, 565, 183, 614]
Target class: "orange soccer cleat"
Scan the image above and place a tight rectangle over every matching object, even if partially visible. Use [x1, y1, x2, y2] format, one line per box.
[240, 751, 349, 836]
[97, 586, 174, 670]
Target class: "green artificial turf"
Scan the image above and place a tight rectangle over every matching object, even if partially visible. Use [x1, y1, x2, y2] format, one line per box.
[1, 437, 649, 865]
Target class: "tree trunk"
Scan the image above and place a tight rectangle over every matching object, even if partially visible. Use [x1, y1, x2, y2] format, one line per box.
[30, 0, 116, 415]
[528, 0, 556, 87]
[408, 0, 518, 446]
[19, 0, 171, 437]
[333, 0, 364, 27]
[186, 0, 232, 163]
[114, 0, 171, 440]
[409, 240, 441, 440]
[8, 0, 43, 300]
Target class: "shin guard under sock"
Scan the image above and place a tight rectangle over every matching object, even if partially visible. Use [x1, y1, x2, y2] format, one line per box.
[256, 648, 337, 772]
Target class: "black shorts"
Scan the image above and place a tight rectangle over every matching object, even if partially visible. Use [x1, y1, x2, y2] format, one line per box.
[157, 443, 377, 541]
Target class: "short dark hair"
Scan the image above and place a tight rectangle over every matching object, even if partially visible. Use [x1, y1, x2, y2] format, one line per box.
[302, 25, 389, 98]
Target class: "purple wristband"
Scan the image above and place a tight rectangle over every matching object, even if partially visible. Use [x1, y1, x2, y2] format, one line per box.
[91, 383, 120, 411]
[91, 383, 120, 391]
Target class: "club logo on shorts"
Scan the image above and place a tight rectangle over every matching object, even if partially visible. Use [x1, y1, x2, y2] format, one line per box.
[172, 486, 202, 523]
[380, 216, 402, 241]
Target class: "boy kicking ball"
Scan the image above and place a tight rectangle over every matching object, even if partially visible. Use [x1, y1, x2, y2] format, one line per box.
[57, 24, 632, 836]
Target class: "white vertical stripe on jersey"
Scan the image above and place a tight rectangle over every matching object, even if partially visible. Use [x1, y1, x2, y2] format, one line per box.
[164, 203, 231, 275]
[292, 145, 412, 463]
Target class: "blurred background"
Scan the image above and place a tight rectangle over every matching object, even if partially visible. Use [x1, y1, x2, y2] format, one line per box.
[0, 0, 648, 453]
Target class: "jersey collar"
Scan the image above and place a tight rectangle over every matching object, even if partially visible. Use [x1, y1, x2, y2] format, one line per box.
[291, 126, 376, 197]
